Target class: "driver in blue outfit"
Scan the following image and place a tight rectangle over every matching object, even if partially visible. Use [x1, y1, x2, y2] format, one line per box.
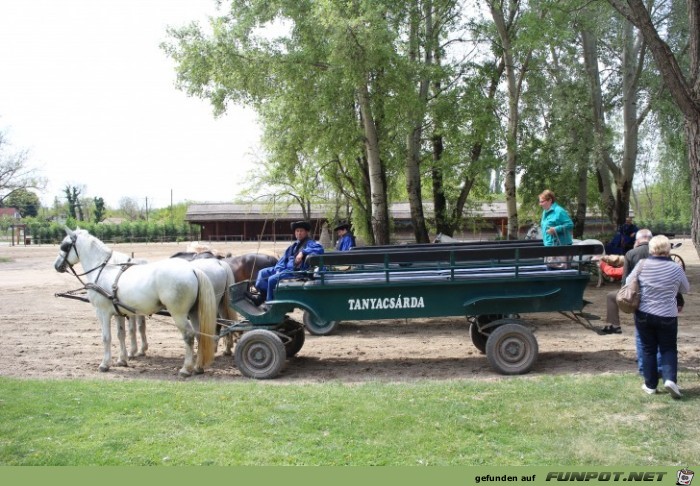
[334, 221, 355, 251]
[246, 221, 324, 306]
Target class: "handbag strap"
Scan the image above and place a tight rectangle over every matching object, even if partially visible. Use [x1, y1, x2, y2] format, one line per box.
[553, 231, 562, 246]
[632, 259, 646, 280]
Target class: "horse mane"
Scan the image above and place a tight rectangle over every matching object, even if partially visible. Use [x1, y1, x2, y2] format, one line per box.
[78, 229, 112, 255]
[225, 249, 279, 259]
[186, 242, 226, 258]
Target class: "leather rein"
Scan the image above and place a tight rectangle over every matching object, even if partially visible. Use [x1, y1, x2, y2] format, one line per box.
[60, 236, 139, 316]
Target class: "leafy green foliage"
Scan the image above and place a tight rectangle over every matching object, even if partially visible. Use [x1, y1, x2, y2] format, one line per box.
[3, 188, 40, 217]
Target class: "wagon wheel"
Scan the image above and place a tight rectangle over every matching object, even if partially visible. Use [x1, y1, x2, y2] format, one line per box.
[485, 322, 538, 375]
[303, 310, 339, 336]
[467, 315, 523, 354]
[468, 314, 503, 353]
[234, 329, 286, 379]
[281, 319, 306, 357]
[469, 321, 489, 354]
[671, 253, 685, 271]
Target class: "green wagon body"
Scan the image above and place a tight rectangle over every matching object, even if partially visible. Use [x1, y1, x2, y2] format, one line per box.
[225, 240, 603, 379]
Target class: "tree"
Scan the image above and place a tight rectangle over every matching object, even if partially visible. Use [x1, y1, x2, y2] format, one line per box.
[164, 0, 403, 245]
[605, 0, 700, 252]
[118, 197, 143, 221]
[0, 129, 46, 206]
[93, 197, 106, 223]
[63, 185, 84, 220]
[4, 188, 40, 217]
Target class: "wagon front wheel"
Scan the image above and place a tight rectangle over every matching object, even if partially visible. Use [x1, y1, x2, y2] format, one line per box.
[485, 323, 538, 375]
[234, 329, 286, 379]
[303, 310, 339, 336]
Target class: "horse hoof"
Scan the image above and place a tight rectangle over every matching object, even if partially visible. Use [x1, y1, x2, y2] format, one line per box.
[194, 367, 205, 375]
[116, 360, 128, 367]
[137, 351, 146, 357]
[178, 369, 192, 378]
[98, 365, 110, 372]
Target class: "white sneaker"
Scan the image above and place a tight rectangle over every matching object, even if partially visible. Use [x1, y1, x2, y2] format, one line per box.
[641, 384, 657, 394]
[664, 380, 682, 399]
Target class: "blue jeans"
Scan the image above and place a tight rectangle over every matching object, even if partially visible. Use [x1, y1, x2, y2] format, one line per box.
[634, 310, 678, 389]
[254, 267, 296, 301]
[635, 329, 662, 376]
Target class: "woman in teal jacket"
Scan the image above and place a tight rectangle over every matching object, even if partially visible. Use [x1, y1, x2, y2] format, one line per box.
[539, 189, 573, 246]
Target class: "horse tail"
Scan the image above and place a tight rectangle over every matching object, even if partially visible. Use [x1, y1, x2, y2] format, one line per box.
[193, 267, 217, 368]
[221, 261, 238, 321]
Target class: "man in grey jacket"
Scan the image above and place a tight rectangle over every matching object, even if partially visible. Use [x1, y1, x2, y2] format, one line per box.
[600, 228, 653, 334]
[602, 228, 653, 335]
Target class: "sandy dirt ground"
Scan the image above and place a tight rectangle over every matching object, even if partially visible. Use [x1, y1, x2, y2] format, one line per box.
[1, 238, 698, 384]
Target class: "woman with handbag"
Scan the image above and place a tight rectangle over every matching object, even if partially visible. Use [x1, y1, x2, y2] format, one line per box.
[626, 235, 689, 398]
[538, 189, 573, 247]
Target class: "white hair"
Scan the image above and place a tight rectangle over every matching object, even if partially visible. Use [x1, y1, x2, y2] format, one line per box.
[636, 229, 652, 242]
[648, 235, 671, 256]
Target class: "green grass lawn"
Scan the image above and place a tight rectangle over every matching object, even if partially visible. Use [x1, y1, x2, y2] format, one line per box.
[0, 373, 696, 466]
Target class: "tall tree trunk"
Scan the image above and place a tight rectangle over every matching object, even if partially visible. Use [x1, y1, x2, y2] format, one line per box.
[358, 80, 390, 245]
[490, 1, 530, 240]
[688, 119, 700, 247]
[574, 157, 588, 239]
[405, 0, 431, 243]
[618, 19, 645, 225]
[406, 127, 429, 242]
[432, 135, 449, 235]
[581, 29, 618, 221]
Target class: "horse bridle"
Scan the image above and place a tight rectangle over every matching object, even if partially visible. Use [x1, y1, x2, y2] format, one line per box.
[58, 234, 113, 286]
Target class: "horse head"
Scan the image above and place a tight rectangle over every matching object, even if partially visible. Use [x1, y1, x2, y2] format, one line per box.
[525, 224, 541, 240]
[54, 227, 80, 273]
[54, 227, 111, 275]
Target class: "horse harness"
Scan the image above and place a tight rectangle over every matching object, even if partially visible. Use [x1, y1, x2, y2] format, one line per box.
[60, 235, 141, 317]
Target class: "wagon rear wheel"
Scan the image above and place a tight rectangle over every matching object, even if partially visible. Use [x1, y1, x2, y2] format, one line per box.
[485, 322, 538, 375]
[234, 329, 286, 379]
[281, 319, 306, 357]
[468, 314, 504, 353]
[303, 310, 339, 336]
[469, 321, 489, 354]
[468, 315, 523, 354]
[671, 253, 685, 271]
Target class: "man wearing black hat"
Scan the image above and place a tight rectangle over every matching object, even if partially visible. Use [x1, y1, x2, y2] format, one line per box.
[334, 221, 355, 251]
[248, 221, 324, 305]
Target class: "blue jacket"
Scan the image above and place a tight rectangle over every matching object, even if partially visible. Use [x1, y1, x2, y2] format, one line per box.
[540, 202, 573, 246]
[274, 237, 324, 272]
[336, 234, 355, 251]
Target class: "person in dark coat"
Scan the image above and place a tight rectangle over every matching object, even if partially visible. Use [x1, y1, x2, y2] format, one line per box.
[247, 221, 324, 305]
[334, 221, 355, 251]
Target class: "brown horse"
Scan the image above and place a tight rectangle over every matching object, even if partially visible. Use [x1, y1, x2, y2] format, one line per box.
[218, 252, 278, 354]
[223, 253, 278, 284]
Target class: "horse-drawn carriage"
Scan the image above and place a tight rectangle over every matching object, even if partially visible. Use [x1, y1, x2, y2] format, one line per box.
[222, 238, 604, 379]
[54, 228, 605, 380]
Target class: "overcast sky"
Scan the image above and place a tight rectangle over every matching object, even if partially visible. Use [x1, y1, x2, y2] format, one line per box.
[0, 0, 262, 209]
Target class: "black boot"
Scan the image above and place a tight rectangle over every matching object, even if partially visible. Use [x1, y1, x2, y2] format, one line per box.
[245, 289, 266, 307]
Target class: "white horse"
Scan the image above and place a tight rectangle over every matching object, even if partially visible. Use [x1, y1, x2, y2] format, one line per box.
[54, 227, 218, 377]
[109, 250, 149, 359]
[171, 255, 239, 356]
